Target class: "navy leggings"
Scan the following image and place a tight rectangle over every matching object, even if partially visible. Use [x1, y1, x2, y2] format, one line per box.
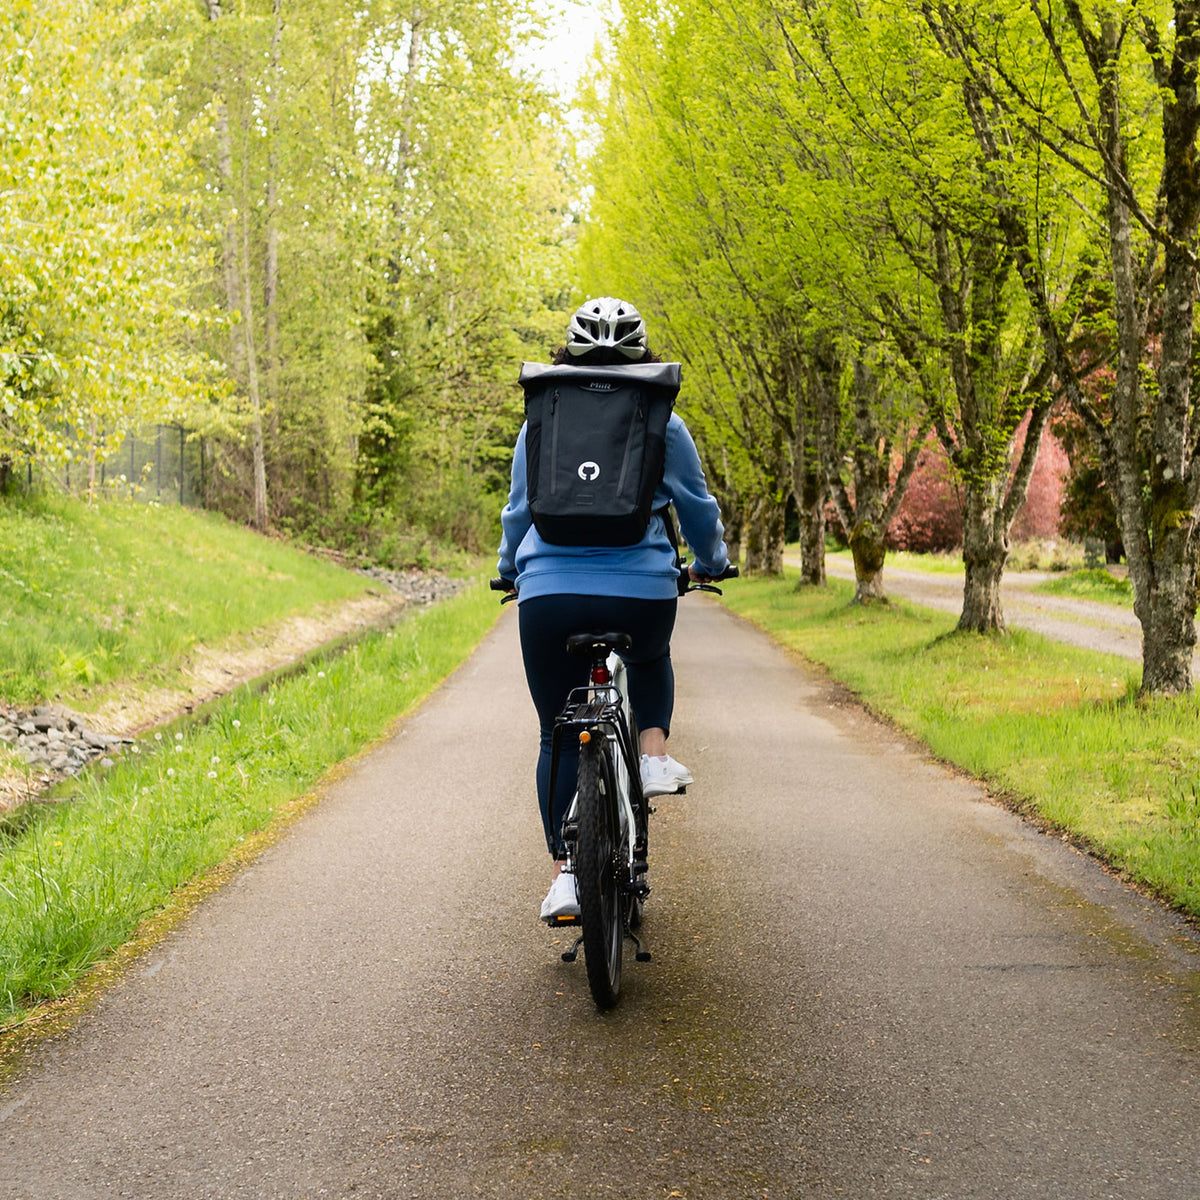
[518, 594, 678, 857]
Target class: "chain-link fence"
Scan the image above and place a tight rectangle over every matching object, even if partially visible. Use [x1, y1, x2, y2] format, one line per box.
[15, 425, 208, 506]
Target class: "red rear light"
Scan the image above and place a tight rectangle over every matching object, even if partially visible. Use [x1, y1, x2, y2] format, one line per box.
[591, 663, 611, 685]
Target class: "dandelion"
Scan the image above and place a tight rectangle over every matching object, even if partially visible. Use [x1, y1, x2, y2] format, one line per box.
[232, 719, 241, 729]
[175, 732, 183, 741]
[166, 768, 175, 777]
[207, 770, 217, 779]
[155, 732, 163, 741]
[174, 744, 183, 753]
[211, 755, 220, 765]
[317, 671, 326, 679]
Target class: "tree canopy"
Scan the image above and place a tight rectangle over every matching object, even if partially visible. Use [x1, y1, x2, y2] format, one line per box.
[1, 0, 575, 556]
[581, 0, 1200, 694]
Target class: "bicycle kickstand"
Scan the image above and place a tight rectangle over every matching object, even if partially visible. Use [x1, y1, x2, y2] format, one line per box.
[629, 929, 651, 963]
[561, 936, 583, 963]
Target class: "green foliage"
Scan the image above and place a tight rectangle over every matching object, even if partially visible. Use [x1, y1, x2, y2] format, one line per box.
[0, 494, 372, 705]
[2, 0, 575, 553]
[579, 0, 1078, 588]
[0, 0, 221, 471]
[0, 581, 501, 1025]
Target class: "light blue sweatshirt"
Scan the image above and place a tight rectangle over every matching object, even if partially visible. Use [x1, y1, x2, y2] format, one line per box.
[497, 410, 729, 602]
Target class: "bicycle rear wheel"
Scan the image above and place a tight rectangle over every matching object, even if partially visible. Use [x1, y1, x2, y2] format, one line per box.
[576, 737, 623, 1009]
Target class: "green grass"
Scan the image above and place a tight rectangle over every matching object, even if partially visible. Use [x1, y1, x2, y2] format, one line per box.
[721, 572, 1200, 919]
[0, 581, 501, 1028]
[0, 494, 374, 705]
[825, 546, 967, 575]
[1034, 567, 1135, 607]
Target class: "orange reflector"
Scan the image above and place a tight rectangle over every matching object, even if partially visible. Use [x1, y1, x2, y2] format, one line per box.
[579, 731, 591, 745]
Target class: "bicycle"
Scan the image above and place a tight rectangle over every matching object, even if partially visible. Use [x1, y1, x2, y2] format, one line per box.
[491, 561, 737, 1009]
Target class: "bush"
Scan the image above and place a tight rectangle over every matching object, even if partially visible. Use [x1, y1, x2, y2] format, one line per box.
[886, 422, 1068, 554]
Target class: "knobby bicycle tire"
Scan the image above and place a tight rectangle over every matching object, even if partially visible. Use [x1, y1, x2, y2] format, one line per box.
[576, 737, 623, 1009]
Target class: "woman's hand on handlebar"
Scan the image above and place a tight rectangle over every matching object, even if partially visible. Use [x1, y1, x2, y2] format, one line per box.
[688, 562, 739, 584]
[682, 561, 738, 594]
[489, 576, 519, 604]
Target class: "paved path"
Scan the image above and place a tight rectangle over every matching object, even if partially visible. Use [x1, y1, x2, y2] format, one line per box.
[2, 602, 1199, 1198]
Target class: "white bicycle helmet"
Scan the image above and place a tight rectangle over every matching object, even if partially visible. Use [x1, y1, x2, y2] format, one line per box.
[566, 297, 648, 360]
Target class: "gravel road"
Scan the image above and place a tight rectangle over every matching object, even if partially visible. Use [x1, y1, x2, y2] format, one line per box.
[820, 554, 1162, 667]
[2, 601, 1198, 1198]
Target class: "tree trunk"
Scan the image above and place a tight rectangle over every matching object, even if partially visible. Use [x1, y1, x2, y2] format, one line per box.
[722, 509, 742, 570]
[207, 0, 268, 531]
[846, 358, 891, 603]
[849, 518, 887, 603]
[791, 345, 826, 586]
[796, 469, 826, 587]
[762, 492, 786, 575]
[959, 478, 1008, 632]
[714, 447, 742, 567]
[241, 205, 269, 532]
[1140, 3, 1200, 693]
[263, 0, 283, 507]
[744, 498, 764, 574]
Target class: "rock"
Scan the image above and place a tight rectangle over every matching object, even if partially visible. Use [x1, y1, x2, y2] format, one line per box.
[357, 566, 467, 606]
[4, 706, 129, 786]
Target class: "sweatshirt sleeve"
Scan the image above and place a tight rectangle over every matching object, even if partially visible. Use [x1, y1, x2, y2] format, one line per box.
[663, 416, 728, 577]
[496, 423, 531, 581]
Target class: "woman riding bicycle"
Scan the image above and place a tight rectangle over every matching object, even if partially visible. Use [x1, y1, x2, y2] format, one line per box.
[496, 297, 729, 921]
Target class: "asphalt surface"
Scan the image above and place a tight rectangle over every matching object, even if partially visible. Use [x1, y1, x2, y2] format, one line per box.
[2, 600, 1200, 1198]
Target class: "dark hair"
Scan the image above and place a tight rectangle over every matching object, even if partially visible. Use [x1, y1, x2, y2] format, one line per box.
[550, 344, 661, 366]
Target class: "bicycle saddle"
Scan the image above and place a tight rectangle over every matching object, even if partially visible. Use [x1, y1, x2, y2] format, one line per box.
[565, 631, 633, 655]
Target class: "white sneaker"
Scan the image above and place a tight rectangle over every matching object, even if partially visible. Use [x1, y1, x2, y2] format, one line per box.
[640, 753, 694, 797]
[540, 871, 580, 921]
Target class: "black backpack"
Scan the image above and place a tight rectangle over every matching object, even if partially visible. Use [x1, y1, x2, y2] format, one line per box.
[518, 361, 681, 547]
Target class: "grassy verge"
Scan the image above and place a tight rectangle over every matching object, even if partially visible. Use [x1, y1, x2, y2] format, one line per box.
[1034, 567, 1135, 607]
[0, 495, 374, 706]
[0, 581, 502, 1030]
[720, 572, 1200, 919]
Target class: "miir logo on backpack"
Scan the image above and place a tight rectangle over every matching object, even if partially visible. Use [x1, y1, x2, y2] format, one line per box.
[577, 461, 601, 482]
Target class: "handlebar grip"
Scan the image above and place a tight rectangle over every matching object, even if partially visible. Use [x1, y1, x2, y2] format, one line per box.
[490, 576, 518, 604]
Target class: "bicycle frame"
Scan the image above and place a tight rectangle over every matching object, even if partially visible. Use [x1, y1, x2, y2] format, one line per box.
[550, 651, 646, 886]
